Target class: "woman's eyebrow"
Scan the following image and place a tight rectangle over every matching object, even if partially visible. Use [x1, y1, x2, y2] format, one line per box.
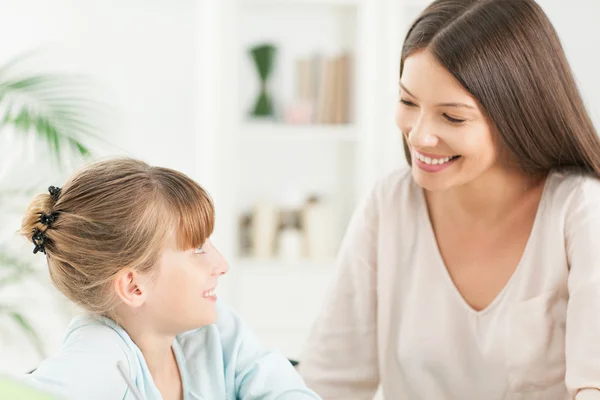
[400, 82, 476, 110]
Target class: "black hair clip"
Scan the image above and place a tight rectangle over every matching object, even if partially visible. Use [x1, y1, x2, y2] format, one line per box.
[39, 212, 58, 227]
[48, 186, 61, 202]
[32, 228, 46, 255]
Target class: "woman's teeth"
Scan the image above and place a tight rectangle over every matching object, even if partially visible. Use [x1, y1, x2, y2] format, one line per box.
[415, 152, 457, 165]
[202, 288, 215, 298]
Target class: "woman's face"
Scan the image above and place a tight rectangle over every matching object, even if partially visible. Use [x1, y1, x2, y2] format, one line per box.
[397, 49, 498, 192]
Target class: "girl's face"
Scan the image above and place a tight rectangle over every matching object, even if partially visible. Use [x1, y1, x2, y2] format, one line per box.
[397, 50, 499, 192]
[142, 234, 228, 333]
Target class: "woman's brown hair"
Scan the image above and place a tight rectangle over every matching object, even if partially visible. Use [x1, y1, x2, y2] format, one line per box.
[20, 158, 214, 315]
[401, 0, 600, 175]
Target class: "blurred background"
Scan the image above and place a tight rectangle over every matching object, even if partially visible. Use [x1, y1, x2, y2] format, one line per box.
[0, 0, 598, 375]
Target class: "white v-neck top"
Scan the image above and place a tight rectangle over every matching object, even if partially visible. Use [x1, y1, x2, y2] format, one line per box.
[299, 168, 600, 400]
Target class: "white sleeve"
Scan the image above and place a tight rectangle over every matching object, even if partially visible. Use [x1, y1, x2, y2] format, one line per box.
[565, 177, 600, 399]
[214, 302, 320, 399]
[298, 186, 380, 399]
[22, 323, 131, 400]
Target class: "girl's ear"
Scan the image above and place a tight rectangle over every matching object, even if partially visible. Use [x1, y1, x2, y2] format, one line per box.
[113, 269, 148, 308]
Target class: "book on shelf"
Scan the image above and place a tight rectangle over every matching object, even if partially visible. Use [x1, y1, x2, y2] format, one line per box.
[292, 52, 352, 125]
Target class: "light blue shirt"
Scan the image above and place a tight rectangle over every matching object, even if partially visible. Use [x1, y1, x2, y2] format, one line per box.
[22, 301, 320, 400]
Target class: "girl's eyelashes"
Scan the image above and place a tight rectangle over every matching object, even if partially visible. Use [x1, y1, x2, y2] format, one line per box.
[194, 246, 205, 255]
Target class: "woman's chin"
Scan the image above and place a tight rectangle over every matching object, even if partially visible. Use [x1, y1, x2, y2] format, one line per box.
[411, 167, 456, 192]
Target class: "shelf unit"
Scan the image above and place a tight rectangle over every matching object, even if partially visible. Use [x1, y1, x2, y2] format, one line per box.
[241, 0, 363, 6]
[202, 0, 432, 359]
[240, 122, 358, 142]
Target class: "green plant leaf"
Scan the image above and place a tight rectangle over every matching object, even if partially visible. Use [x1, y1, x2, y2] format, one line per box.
[0, 271, 35, 289]
[0, 69, 107, 161]
[0, 250, 37, 291]
[74, 141, 90, 157]
[6, 311, 45, 358]
[0, 250, 36, 273]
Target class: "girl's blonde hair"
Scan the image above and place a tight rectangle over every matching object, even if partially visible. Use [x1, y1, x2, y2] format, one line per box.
[20, 158, 214, 315]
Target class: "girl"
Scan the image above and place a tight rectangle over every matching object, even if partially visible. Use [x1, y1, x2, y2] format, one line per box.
[21, 158, 319, 400]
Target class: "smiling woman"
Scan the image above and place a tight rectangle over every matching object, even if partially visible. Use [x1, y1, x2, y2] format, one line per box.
[299, 1, 600, 399]
[397, 49, 498, 190]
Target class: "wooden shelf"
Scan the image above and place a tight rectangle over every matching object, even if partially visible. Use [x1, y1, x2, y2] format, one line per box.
[233, 257, 336, 271]
[239, 122, 358, 142]
[240, 0, 362, 7]
[402, 0, 430, 9]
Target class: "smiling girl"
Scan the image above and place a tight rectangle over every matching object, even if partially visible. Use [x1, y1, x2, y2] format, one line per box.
[20, 158, 319, 400]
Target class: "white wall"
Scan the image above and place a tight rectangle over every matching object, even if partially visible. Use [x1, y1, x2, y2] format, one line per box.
[539, 0, 600, 127]
[0, 0, 199, 175]
[0, 0, 200, 374]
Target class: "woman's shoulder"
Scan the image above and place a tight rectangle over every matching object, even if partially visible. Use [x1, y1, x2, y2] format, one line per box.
[363, 167, 421, 213]
[372, 167, 415, 193]
[547, 169, 600, 212]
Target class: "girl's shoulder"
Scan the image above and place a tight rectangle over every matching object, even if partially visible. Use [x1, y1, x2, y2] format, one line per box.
[22, 314, 133, 399]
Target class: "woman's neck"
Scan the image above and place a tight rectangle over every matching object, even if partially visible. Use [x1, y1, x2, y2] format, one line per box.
[426, 167, 547, 226]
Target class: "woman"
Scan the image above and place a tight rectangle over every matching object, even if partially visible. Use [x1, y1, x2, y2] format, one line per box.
[298, 0, 600, 399]
[20, 158, 319, 400]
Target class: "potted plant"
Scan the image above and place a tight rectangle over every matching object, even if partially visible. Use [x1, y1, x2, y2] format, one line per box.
[0, 54, 103, 359]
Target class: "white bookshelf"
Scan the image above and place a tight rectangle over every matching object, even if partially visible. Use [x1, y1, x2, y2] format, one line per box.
[202, 0, 427, 359]
[241, 0, 363, 6]
[226, 257, 337, 359]
[240, 122, 358, 142]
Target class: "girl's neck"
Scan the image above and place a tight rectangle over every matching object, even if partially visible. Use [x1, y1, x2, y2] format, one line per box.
[117, 315, 183, 398]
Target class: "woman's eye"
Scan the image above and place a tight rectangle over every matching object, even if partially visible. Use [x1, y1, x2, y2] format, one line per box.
[444, 114, 466, 124]
[400, 98, 417, 107]
[194, 247, 205, 254]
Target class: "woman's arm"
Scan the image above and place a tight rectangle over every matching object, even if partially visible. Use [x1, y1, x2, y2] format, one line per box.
[215, 301, 321, 399]
[298, 185, 380, 399]
[565, 177, 600, 399]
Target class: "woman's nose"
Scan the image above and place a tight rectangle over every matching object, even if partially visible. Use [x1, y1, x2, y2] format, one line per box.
[407, 122, 439, 148]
